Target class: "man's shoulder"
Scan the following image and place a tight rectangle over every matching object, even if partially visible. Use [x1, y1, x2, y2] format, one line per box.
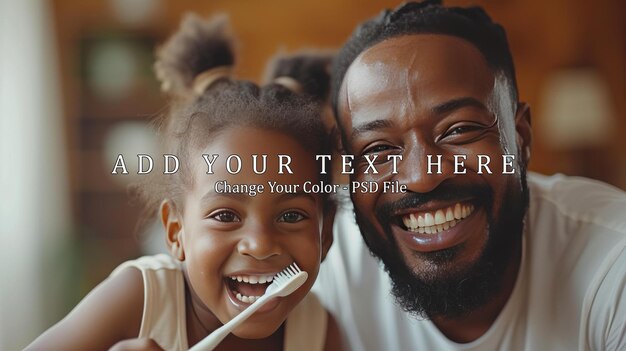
[528, 172, 626, 236]
[582, 242, 626, 350]
[525, 172, 626, 313]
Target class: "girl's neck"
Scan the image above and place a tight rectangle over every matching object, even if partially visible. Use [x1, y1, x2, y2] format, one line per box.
[183, 270, 284, 350]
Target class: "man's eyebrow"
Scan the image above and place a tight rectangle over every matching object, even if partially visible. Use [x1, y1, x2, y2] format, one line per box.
[432, 97, 489, 115]
[351, 119, 394, 139]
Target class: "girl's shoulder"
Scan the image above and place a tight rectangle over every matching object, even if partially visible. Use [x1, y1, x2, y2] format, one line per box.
[25, 261, 145, 350]
[111, 253, 182, 277]
[111, 254, 189, 350]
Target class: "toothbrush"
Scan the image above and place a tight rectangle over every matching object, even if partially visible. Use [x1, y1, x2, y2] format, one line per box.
[188, 262, 308, 351]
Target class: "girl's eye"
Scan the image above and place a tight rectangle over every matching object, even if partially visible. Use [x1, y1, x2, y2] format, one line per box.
[278, 211, 306, 223]
[209, 210, 240, 223]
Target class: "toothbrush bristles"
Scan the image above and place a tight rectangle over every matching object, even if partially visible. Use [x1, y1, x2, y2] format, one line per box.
[272, 262, 302, 284]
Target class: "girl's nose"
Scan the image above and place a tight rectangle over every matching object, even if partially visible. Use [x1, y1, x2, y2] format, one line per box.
[236, 223, 283, 260]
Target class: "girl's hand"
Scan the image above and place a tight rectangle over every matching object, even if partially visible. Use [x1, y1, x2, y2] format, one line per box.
[109, 338, 164, 351]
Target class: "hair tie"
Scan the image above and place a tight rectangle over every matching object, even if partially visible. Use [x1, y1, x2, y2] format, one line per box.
[273, 76, 303, 94]
[193, 66, 233, 95]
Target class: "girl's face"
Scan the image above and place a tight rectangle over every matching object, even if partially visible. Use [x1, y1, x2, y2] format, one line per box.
[171, 126, 327, 339]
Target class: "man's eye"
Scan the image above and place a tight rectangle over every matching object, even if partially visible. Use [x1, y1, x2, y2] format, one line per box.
[209, 210, 240, 223]
[438, 122, 492, 143]
[363, 144, 393, 155]
[446, 125, 483, 136]
[278, 211, 306, 223]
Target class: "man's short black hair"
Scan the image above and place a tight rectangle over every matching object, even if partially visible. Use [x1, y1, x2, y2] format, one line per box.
[331, 0, 518, 116]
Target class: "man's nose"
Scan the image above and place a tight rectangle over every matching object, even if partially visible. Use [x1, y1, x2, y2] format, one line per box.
[236, 221, 282, 260]
[395, 140, 454, 194]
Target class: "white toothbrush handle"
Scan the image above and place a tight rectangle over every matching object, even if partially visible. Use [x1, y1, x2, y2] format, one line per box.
[188, 294, 272, 351]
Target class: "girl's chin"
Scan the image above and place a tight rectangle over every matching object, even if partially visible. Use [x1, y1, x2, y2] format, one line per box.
[230, 322, 283, 339]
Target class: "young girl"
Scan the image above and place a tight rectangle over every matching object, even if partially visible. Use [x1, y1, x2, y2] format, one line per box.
[26, 15, 341, 351]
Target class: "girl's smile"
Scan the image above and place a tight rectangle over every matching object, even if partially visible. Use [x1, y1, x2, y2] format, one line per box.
[224, 271, 281, 311]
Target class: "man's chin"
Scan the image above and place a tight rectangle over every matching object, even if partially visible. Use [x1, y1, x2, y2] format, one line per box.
[355, 209, 519, 319]
[403, 244, 466, 275]
[382, 242, 497, 319]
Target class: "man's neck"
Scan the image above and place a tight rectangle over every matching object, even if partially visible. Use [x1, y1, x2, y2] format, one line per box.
[430, 237, 523, 343]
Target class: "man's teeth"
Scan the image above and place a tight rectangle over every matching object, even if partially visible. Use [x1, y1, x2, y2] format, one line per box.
[402, 203, 475, 234]
[229, 274, 274, 284]
[235, 292, 261, 303]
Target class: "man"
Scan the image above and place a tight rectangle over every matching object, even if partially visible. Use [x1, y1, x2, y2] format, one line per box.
[312, 1, 626, 350]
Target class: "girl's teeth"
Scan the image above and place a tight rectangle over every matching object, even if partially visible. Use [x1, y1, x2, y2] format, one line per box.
[229, 274, 274, 284]
[235, 292, 260, 304]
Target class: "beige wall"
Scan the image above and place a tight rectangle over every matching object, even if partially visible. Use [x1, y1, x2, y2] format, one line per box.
[52, 0, 626, 187]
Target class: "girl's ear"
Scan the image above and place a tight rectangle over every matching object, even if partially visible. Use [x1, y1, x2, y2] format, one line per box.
[330, 125, 344, 154]
[160, 200, 185, 261]
[321, 202, 336, 262]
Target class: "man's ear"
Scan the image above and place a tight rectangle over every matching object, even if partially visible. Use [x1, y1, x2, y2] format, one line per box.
[321, 202, 337, 262]
[160, 200, 185, 261]
[515, 102, 532, 165]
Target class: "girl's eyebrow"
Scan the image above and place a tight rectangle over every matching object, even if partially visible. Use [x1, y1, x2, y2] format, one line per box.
[200, 190, 250, 205]
[199, 189, 317, 206]
[276, 191, 318, 204]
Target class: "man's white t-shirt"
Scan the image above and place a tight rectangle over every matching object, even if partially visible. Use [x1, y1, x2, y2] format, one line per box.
[313, 173, 626, 351]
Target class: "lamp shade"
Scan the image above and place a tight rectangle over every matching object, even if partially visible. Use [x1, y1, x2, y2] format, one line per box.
[538, 68, 615, 149]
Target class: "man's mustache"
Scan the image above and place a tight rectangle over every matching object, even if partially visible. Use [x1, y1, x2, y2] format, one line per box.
[376, 181, 492, 220]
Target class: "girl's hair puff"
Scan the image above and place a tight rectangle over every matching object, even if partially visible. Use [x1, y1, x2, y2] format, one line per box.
[135, 14, 332, 220]
[263, 50, 334, 103]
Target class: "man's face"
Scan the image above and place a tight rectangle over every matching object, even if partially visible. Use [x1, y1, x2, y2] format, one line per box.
[337, 34, 531, 318]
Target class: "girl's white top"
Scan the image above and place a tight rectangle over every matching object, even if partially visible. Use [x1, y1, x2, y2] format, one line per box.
[111, 254, 328, 351]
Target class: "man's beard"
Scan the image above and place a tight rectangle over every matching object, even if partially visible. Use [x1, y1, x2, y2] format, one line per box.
[353, 170, 529, 319]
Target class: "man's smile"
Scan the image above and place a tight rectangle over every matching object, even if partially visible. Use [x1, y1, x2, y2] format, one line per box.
[400, 202, 476, 234]
[389, 200, 486, 253]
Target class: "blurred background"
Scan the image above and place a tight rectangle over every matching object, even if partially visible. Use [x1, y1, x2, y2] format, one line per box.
[0, 0, 624, 349]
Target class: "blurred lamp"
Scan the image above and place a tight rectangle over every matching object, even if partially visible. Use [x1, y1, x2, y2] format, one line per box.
[538, 68, 615, 149]
[110, 0, 163, 26]
[103, 121, 158, 186]
[87, 40, 138, 100]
